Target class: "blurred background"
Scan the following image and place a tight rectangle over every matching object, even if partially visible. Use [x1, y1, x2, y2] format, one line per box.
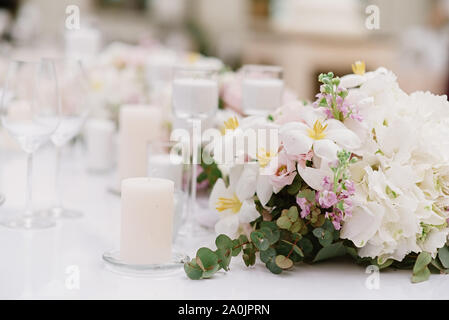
[0, 0, 447, 98]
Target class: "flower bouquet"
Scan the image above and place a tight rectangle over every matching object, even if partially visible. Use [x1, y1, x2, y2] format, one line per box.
[184, 62, 449, 282]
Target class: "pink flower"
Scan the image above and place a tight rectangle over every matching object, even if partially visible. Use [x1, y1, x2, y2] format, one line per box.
[318, 190, 338, 208]
[263, 149, 297, 193]
[296, 197, 311, 218]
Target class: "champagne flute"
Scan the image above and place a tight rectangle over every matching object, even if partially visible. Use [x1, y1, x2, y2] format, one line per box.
[0, 59, 61, 229]
[41, 58, 90, 219]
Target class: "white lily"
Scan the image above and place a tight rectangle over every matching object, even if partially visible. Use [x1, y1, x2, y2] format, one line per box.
[280, 108, 361, 163]
[209, 164, 261, 237]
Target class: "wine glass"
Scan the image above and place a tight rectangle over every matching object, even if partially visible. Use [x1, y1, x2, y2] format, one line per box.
[41, 58, 90, 219]
[241, 64, 284, 116]
[0, 59, 61, 229]
[171, 66, 218, 237]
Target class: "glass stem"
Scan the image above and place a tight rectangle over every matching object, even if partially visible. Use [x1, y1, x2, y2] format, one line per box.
[55, 146, 63, 209]
[24, 152, 33, 217]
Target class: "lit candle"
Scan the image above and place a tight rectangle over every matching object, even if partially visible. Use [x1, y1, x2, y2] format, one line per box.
[118, 105, 162, 183]
[172, 78, 218, 119]
[242, 78, 284, 115]
[85, 118, 115, 172]
[120, 177, 174, 264]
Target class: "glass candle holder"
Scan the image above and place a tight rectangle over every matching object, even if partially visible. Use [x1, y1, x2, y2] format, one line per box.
[147, 141, 189, 242]
[171, 66, 219, 238]
[242, 64, 284, 116]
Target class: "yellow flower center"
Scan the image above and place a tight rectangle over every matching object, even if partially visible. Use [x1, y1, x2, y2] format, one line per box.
[187, 52, 200, 64]
[91, 80, 103, 91]
[223, 116, 239, 131]
[216, 194, 242, 214]
[352, 60, 366, 75]
[276, 165, 287, 176]
[308, 120, 328, 140]
[257, 148, 277, 168]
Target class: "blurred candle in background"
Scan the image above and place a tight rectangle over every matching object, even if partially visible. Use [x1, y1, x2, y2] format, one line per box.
[85, 118, 115, 173]
[120, 177, 174, 265]
[118, 105, 162, 184]
[242, 65, 284, 116]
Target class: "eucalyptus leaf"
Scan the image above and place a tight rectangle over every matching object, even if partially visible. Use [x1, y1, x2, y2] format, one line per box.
[216, 234, 233, 250]
[260, 247, 276, 264]
[313, 242, 346, 263]
[184, 259, 204, 280]
[277, 216, 292, 230]
[413, 252, 432, 274]
[266, 260, 283, 274]
[275, 255, 293, 269]
[438, 245, 449, 269]
[215, 248, 232, 271]
[412, 266, 431, 283]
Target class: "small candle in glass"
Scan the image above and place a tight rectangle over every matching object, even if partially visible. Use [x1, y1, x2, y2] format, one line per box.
[242, 64, 284, 116]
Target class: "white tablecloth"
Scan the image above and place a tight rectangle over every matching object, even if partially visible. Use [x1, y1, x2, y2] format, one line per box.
[0, 145, 448, 300]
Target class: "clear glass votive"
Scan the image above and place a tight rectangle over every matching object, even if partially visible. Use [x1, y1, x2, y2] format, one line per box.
[242, 64, 284, 116]
[147, 141, 189, 242]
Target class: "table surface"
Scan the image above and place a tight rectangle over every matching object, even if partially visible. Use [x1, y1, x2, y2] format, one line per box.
[0, 145, 448, 300]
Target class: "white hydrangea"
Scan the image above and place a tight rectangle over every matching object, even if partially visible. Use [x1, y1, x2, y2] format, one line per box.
[341, 70, 449, 262]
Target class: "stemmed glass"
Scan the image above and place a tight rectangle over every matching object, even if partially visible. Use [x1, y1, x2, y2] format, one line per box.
[0, 59, 61, 229]
[41, 58, 90, 219]
[171, 66, 218, 236]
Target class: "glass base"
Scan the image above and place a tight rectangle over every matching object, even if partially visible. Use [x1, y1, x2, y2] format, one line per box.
[178, 219, 211, 238]
[0, 194, 4, 206]
[107, 185, 121, 196]
[0, 215, 56, 229]
[39, 206, 83, 219]
[102, 250, 189, 276]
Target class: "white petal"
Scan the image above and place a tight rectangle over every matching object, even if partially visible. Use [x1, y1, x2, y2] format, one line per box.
[238, 200, 260, 223]
[215, 214, 240, 237]
[326, 126, 361, 150]
[209, 179, 231, 212]
[256, 174, 273, 206]
[229, 165, 243, 189]
[297, 166, 329, 191]
[282, 130, 313, 155]
[235, 163, 258, 201]
[313, 139, 339, 161]
[340, 202, 384, 248]
[340, 74, 365, 88]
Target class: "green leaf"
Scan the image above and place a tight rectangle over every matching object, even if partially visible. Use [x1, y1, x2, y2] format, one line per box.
[413, 252, 432, 274]
[287, 175, 302, 195]
[297, 189, 315, 202]
[412, 267, 431, 283]
[275, 255, 293, 269]
[298, 237, 313, 255]
[313, 242, 346, 262]
[260, 226, 280, 245]
[438, 245, 449, 269]
[250, 231, 269, 251]
[290, 220, 302, 233]
[266, 260, 283, 274]
[242, 244, 256, 267]
[215, 248, 232, 271]
[260, 247, 276, 264]
[276, 216, 292, 230]
[287, 206, 299, 222]
[184, 259, 204, 280]
[196, 247, 219, 276]
[231, 239, 242, 256]
[215, 234, 233, 250]
[312, 228, 333, 247]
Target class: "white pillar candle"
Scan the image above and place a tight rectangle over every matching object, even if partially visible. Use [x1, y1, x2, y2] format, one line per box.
[148, 154, 183, 190]
[118, 105, 162, 183]
[85, 118, 115, 172]
[242, 78, 284, 115]
[120, 177, 174, 264]
[172, 78, 218, 118]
